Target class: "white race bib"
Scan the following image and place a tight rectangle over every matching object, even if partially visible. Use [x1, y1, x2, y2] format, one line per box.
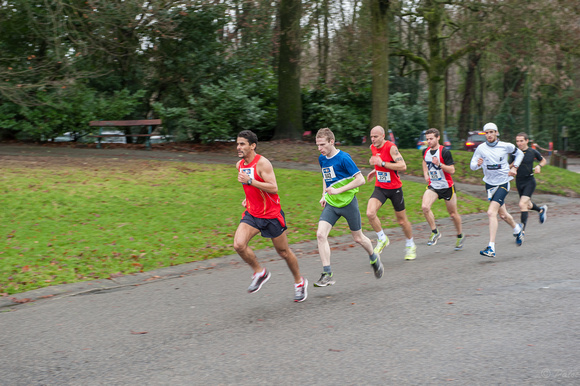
[241, 168, 255, 180]
[377, 171, 391, 183]
[429, 169, 443, 181]
[486, 186, 498, 200]
[322, 166, 336, 181]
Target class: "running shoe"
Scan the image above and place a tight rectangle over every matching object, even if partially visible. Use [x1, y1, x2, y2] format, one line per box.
[515, 227, 524, 246]
[248, 269, 271, 293]
[370, 253, 384, 279]
[480, 246, 495, 258]
[404, 245, 417, 260]
[373, 236, 390, 255]
[294, 278, 308, 302]
[427, 230, 441, 246]
[539, 205, 548, 224]
[314, 272, 335, 287]
[454, 234, 465, 251]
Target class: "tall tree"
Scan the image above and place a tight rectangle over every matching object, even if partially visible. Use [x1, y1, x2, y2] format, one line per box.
[457, 51, 481, 139]
[275, 0, 303, 139]
[392, 0, 495, 130]
[370, 0, 391, 129]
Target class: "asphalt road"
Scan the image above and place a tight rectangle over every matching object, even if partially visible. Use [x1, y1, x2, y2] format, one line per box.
[1, 144, 579, 385]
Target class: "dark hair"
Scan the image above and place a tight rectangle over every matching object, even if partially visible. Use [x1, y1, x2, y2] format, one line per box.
[238, 130, 258, 146]
[425, 128, 440, 138]
[516, 132, 529, 140]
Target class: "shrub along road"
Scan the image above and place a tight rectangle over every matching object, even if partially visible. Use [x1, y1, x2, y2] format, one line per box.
[1, 143, 579, 384]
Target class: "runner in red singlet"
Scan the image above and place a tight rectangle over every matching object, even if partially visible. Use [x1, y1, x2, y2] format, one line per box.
[366, 126, 417, 260]
[233, 130, 307, 302]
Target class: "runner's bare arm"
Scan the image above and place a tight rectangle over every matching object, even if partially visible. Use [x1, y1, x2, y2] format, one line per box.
[244, 157, 278, 194]
[326, 172, 365, 195]
[320, 178, 327, 207]
[383, 145, 407, 171]
[422, 159, 430, 184]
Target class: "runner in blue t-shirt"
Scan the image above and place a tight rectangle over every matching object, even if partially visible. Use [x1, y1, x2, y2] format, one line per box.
[313, 128, 383, 288]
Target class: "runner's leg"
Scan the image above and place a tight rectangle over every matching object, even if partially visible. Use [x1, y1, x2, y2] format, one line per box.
[233, 222, 262, 274]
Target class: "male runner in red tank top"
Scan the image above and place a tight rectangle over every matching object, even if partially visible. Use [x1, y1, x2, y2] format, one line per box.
[366, 126, 417, 260]
[234, 130, 307, 302]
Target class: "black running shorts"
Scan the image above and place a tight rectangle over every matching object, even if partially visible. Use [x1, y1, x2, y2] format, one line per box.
[240, 210, 287, 238]
[370, 186, 406, 212]
[427, 185, 455, 201]
[516, 178, 536, 198]
[485, 182, 510, 205]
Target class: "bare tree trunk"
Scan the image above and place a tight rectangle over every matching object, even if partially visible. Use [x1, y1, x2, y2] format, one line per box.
[320, 0, 329, 83]
[274, 0, 303, 140]
[370, 0, 391, 129]
[458, 51, 481, 139]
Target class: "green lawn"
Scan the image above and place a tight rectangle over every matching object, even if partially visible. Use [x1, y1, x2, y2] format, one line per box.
[1, 158, 490, 295]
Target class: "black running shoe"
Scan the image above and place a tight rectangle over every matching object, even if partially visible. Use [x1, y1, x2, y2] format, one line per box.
[370, 253, 384, 279]
[248, 270, 271, 293]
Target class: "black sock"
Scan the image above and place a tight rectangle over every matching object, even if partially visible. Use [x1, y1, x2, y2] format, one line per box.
[531, 202, 541, 212]
[521, 211, 529, 230]
[457, 234, 463, 238]
[432, 229, 438, 234]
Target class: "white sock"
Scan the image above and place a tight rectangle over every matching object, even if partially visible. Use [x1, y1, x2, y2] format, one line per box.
[513, 224, 521, 233]
[254, 269, 266, 278]
[406, 238, 414, 247]
[294, 278, 304, 287]
[376, 230, 386, 241]
[489, 242, 495, 249]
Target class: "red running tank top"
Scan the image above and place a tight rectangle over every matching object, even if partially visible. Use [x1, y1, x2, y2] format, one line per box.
[371, 142, 402, 189]
[238, 154, 284, 224]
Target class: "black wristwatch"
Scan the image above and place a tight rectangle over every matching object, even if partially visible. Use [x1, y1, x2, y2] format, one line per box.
[247, 177, 253, 185]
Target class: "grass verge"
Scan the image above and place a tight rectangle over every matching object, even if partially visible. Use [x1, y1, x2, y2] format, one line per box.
[1, 158, 489, 294]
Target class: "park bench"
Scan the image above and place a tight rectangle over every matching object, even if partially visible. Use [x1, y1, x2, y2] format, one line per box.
[89, 119, 162, 150]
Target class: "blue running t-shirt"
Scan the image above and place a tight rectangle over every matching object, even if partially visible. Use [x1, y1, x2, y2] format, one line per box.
[319, 150, 361, 208]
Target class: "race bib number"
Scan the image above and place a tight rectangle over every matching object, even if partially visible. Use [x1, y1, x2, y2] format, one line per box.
[486, 164, 501, 170]
[486, 186, 498, 200]
[241, 168, 255, 180]
[377, 171, 391, 183]
[322, 166, 336, 181]
[429, 169, 443, 181]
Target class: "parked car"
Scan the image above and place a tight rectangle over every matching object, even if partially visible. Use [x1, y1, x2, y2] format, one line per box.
[463, 131, 487, 151]
[416, 130, 452, 151]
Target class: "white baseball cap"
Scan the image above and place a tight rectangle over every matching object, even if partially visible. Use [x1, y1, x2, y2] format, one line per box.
[483, 122, 499, 134]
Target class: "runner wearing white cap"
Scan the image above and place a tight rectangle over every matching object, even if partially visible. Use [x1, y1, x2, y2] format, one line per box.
[470, 122, 525, 258]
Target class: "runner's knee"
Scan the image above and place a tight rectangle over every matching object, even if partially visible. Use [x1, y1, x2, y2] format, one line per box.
[233, 239, 247, 253]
